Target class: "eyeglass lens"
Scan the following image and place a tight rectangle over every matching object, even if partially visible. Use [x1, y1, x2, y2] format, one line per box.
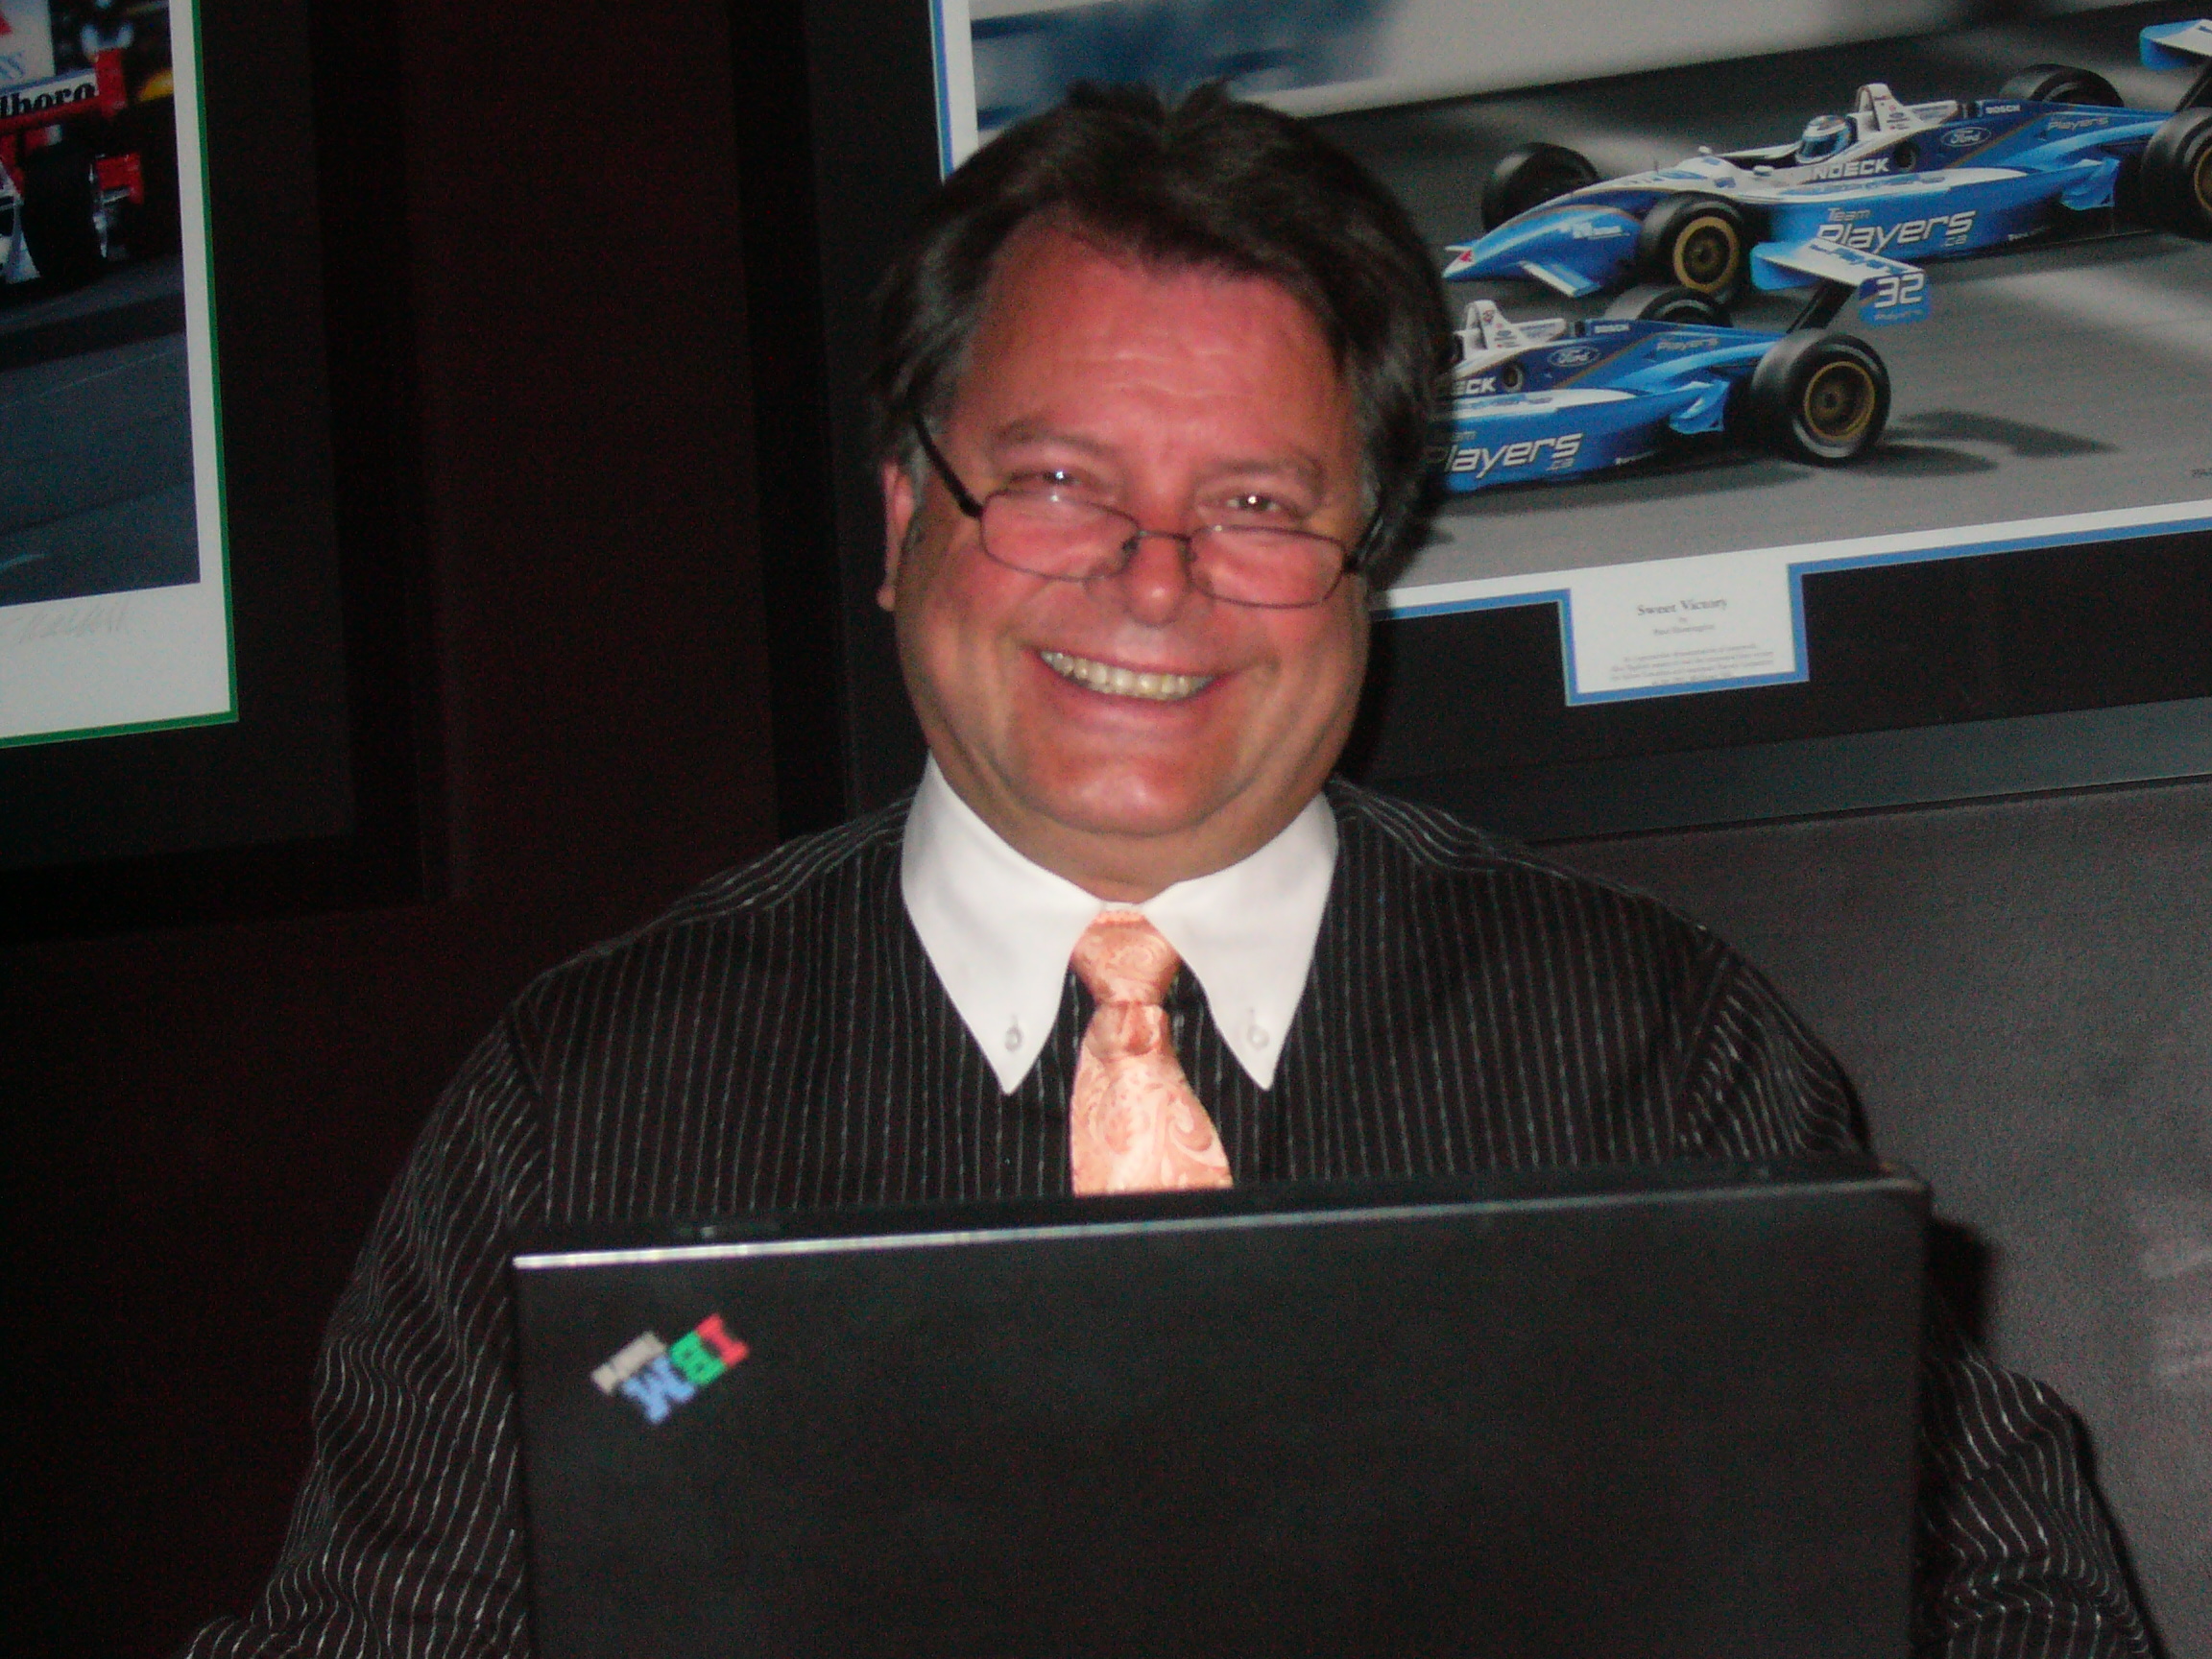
[980, 492, 1344, 608]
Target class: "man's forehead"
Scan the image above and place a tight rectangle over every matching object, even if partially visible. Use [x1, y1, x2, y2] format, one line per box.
[950, 225, 1352, 426]
[971, 219, 1335, 365]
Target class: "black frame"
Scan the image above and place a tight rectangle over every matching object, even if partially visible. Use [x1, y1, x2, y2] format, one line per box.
[746, 0, 2212, 845]
[0, 0, 434, 940]
[1350, 527, 2212, 840]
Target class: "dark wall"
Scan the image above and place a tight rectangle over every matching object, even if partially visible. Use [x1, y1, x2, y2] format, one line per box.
[2, 2, 777, 1653]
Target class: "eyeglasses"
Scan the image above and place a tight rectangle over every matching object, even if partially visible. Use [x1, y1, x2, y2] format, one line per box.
[909, 417, 1364, 610]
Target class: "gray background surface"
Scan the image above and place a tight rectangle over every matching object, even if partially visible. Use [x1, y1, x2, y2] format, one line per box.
[1561, 774, 2212, 1653]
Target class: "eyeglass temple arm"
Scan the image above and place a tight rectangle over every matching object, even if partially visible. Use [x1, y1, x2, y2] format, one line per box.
[908, 415, 987, 520]
[1344, 511, 1385, 576]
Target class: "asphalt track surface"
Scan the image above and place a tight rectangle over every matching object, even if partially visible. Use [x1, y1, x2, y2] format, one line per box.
[0, 253, 194, 610]
[1313, 1, 2212, 589]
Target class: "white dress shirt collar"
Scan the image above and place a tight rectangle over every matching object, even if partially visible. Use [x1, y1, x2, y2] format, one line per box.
[901, 759, 1337, 1094]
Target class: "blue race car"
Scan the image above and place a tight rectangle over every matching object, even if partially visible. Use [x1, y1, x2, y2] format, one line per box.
[1442, 17, 2212, 303]
[1430, 286, 1891, 493]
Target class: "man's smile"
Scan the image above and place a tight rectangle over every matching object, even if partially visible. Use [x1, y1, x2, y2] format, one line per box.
[1039, 648, 1214, 703]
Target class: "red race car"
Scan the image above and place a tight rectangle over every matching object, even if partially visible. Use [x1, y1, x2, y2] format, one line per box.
[0, 48, 180, 289]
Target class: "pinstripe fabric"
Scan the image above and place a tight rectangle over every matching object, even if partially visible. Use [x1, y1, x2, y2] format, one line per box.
[181, 782, 2151, 1658]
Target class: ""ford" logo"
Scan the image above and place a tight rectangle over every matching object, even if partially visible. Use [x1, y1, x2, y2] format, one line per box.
[1941, 126, 1991, 148]
[1548, 345, 1602, 368]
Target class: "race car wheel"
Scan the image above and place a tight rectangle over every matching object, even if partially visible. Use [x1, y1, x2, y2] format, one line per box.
[1480, 142, 1599, 229]
[1634, 195, 1748, 299]
[1604, 283, 1731, 325]
[18, 142, 106, 289]
[2142, 107, 2212, 238]
[107, 98, 182, 257]
[1999, 63, 2124, 107]
[1745, 331, 1889, 466]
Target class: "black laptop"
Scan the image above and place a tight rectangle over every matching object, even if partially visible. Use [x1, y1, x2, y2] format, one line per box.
[512, 1156, 1926, 1659]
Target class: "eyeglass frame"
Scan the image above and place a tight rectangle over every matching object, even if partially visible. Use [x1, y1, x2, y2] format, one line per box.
[905, 414, 1374, 610]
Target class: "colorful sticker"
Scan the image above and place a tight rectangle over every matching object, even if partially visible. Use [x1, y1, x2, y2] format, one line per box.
[591, 1313, 749, 1424]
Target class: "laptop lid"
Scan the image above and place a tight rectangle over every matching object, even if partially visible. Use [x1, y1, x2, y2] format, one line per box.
[513, 1156, 1926, 1659]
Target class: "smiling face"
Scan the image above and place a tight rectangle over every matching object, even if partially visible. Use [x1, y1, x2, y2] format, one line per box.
[879, 222, 1371, 902]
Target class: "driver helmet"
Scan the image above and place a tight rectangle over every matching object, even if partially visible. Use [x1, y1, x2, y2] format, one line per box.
[1795, 113, 1852, 163]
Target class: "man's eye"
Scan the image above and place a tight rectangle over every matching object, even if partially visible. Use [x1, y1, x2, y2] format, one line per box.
[1009, 469, 1091, 494]
[1215, 493, 1297, 520]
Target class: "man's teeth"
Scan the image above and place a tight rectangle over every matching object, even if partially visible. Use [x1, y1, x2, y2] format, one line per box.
[1041, 650, 1212, 702]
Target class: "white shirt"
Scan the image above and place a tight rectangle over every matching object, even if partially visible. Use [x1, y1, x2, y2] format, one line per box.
[901, 758, 1338, 1094]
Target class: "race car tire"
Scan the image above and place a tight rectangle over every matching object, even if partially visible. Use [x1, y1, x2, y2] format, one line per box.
[1604, 283, 1731, 325]
[1634, 194, 1748, 299]
[1480, 142, 1599, 229]
[1744, 331, 1889, 466]
[107, 99, 182, 258]
[135, 124, 183, 256]
[1999, 63, 2124, 107]
[18, 142, 106, 290]
[2183, 61, 2212, 113]
[2142, 107, 2212, 238]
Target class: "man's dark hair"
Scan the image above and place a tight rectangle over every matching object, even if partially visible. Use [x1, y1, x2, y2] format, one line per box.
[870, 83, 1452, 578]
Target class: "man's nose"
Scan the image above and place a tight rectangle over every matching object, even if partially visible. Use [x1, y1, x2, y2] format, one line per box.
[1100, 528, 1201, 623]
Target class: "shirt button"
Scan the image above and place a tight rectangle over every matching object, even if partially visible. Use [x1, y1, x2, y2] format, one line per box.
[1004, 1021, 1022, 1051]
[1248, 1022, 1270, 1049]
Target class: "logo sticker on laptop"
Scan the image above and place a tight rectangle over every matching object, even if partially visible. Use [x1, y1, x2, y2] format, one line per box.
[590, 1313, 749, 1424]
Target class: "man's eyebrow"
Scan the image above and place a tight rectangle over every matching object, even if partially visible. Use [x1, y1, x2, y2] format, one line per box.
[983, 421, 1117, 461]
[1201, 453, 1329, 494]
[985, 422, 1333, 492]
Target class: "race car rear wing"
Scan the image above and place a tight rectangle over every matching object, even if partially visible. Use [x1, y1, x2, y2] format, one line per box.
[2143, 18, 2212, 108]
[1458, 299, 1570, 354]
[0, 52, 129, 140]
[1851, 84, 1959, 139]
[2141, 18, 2212, 71]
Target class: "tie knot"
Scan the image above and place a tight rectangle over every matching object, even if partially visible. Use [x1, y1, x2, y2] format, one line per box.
[1070, 910, 1181, 1007]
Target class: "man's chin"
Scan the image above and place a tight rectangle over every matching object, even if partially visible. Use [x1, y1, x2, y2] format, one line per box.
[1013, 776, 1285, 875]
[939, 742, 1311, 882]
[1015, 766, 1239, 838]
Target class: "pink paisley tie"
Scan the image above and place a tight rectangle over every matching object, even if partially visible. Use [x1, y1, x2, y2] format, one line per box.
[1068, 910, 1235, 1194]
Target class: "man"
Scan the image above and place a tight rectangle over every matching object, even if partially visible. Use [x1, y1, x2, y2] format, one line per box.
[185, 86, 2150, 1656]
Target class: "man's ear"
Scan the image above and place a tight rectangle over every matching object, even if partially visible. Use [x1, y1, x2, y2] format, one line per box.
[878, 459, 919, 612]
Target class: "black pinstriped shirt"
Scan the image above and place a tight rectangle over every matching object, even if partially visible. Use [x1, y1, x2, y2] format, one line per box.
[181, 783, 2152, 1658]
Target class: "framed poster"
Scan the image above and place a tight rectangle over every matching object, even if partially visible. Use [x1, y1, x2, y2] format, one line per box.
[0, 0, 427, 937]
[0, 0, 228, 749]
[770, 0, 2211, 838]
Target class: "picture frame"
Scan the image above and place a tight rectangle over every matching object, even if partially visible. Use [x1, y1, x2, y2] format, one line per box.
[767, 0, 2212, 841]
[0, 0, 432, 940]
